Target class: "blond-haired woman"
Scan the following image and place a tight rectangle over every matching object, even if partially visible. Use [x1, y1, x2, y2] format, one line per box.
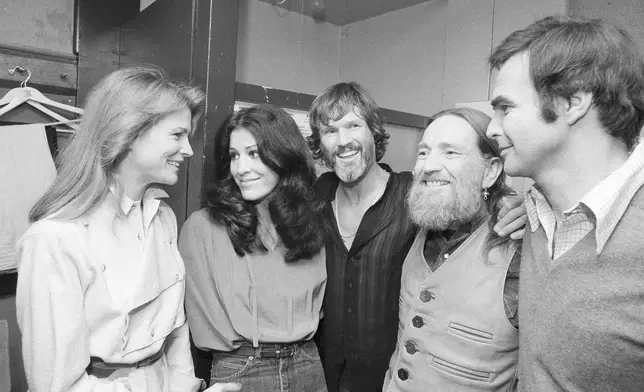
[16, 67, 239, 392]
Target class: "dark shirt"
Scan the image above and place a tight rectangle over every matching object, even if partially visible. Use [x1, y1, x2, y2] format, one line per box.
[423, 222, 521, 328]
[315, 164, 416, 392]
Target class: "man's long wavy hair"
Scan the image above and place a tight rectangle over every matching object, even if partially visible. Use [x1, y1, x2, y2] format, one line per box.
[29, 66, 205, 222]
[207, 104, 325, 263]
[308, 82, 390, 165]
[429, 108, 517, 257]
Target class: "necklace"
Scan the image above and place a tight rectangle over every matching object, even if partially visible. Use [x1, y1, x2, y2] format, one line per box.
[333, 200, 358, 238]
[339, 226, 358, 238]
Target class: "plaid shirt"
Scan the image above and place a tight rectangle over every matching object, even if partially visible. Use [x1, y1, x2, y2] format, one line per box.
[526, 142, 644, 260]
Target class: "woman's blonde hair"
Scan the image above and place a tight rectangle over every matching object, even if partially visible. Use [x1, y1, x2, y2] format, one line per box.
[29, 66, 205, 222]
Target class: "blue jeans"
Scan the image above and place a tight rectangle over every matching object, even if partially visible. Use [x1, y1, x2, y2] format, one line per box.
[210, 341, 327, 392]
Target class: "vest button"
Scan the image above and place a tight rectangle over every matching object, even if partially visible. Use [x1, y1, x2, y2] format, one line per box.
[397, 368, 409, 381]
[419, 290, 435, 303]
[404, 341, 418, 354]
[412, 316, 424, 328]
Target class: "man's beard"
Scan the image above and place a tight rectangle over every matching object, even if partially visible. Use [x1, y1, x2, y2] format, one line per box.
[322, 141, 375, 184]
[407, 166, 485, 231]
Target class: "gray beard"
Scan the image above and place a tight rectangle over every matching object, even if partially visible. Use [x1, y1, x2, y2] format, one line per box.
[334, 158, 370, 183]
[406, 180, 483, 231]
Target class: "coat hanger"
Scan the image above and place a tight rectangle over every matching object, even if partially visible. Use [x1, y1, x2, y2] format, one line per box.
[0, 66, 83, 132]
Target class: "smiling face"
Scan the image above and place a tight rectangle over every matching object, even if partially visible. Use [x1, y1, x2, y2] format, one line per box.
[408, 115, 497, 230]
[486, 52, 568, 179]
[229, 127, 280, 202]
[123, 107, 193, 187]
[319, 107, 376, 184]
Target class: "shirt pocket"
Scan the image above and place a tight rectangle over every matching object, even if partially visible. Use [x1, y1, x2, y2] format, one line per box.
[431, 356, 492, 383]
[122, 276, 185, 355]
[447, 322, 494, 344]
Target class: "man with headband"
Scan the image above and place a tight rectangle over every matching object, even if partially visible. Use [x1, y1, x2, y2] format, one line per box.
[384, 108, 520, 392]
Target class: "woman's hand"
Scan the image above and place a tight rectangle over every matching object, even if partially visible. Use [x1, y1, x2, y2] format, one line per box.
[204, 382, 242, 392]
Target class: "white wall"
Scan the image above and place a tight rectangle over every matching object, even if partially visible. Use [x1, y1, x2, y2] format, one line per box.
[569, 0, 644, 47]
[235, 0, 341, 96]
[441, 0, 495, 108]
[336, 0, 567, 116]
[381, 124, 424, 172]
[339, 0, 448, 117]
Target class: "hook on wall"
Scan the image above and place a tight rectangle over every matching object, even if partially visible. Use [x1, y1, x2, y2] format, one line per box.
[8, 66, 32, 88]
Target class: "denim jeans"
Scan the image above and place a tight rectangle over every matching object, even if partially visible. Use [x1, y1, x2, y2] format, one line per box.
[210, 340, 327, 392]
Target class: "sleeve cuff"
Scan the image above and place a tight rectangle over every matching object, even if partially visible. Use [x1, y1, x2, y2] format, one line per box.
[168, 368, 206, 392]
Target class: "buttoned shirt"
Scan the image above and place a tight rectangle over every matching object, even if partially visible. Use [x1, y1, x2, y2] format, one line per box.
[16, 187, 202, 392]
[315, 164, 417, 392]
[526, 142, 644, 259]
[180, 208, 326, 351]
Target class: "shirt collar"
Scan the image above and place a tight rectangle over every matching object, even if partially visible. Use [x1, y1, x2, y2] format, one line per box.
[525, 141, 644, 254]
[108, 183, 169, 216]
[525, 186, 545, 233]
[441, 223, 470, 242]
[256, 203, 278, 251]
[446, 215, 482, 233]
[579, 141, 644, 253]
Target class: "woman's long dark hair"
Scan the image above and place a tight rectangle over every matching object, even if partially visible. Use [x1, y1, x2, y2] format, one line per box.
[207, 104, 325, 262]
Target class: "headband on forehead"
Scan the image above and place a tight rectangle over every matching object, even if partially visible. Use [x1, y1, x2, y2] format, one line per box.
[428, 110, 502, 158]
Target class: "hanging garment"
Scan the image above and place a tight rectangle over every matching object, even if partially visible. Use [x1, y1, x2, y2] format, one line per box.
[0, 124, 56, 272]
[0, 320, 9, 392]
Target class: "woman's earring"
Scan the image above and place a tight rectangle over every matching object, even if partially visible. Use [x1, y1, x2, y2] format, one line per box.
[482, 188, 489, 201]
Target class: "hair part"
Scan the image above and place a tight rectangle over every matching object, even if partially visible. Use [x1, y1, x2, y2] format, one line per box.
[207, 104, 325, 263]
[490, 15, 644, 150]
[308, 82, 390, 162]
[29, 66, 205, 222]
[428, 107, 516, 258]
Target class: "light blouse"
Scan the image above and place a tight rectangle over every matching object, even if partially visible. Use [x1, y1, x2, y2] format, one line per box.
[16, 187, 203, 392]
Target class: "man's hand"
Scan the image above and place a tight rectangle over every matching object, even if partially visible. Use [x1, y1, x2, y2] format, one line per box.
[204, 382, 242, 392]
[494, 193, 527, 240]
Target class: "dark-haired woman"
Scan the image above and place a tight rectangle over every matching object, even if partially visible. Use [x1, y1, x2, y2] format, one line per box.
[179, 104, 328, 391]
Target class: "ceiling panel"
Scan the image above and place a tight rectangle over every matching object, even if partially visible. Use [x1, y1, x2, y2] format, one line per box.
[258, 0, 434, 26]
